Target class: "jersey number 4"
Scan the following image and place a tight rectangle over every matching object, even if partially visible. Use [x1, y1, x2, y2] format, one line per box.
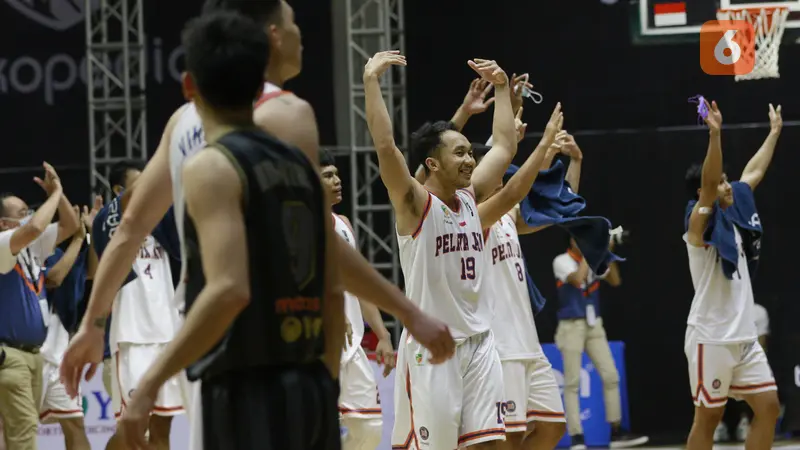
[143, 264, 153, 279]
[460, 257, 476, 280]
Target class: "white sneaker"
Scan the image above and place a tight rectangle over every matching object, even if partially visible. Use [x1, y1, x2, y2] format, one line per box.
[713, 422, 729, 443]
[736, 415, 750, 442]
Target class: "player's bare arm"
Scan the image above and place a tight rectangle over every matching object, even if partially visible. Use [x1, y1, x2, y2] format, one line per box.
[686, 100, 723, 248]
[740, 104, 782, 191]
[562, 133, 583, 193]
[45, 208, 86, 288]
[60, 106, 182, 397]
[363, 51, 429, 236]
[7, 163, 65, 254]
[254, 93, 321, 166]
[566, 257, 590, 288]
[466, 59, 518, 203]
[121, 148, 251, 448]
[603, 241, 622, 287]
[53, 180, 81, 246]
[478, 103, 562, 227]
[81, 196, 103, 280]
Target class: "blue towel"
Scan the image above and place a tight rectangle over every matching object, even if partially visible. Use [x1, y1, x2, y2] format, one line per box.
[505, 161, 624, 275]
[684, 181, 762, 280]
[44, 245, 89, 334]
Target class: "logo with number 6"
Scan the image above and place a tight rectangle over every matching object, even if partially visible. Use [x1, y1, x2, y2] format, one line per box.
[699, 20, 755, 75]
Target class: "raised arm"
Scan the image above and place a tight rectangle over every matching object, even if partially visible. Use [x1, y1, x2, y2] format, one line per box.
[561, 133, 583, 194]
[478, 103, 562, 227]
[686, 100, 723, 248]
[449, 78, 494, 132]
[121, 149, 250, 449]
[45, 209, 86, 288]
[740, 104, 782, 191]
[467, 60, 517, 202]
[363, 51, 428, 231]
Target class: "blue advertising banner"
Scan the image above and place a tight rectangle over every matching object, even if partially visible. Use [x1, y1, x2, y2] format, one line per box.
[542, 341, 631, 448]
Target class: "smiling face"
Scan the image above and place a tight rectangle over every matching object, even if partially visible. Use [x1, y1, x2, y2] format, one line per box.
[320, 164, 343, 205]
[426, 130, 476, 190]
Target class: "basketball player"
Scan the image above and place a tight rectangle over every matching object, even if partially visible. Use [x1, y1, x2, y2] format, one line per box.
[364, 50, 520, 449]
[91, 160, 184, 450]
[40, 208, 91, 450]
[319, 149, 394, 449]
[118, 12, 340, 449]
[683, 101, 781, 450]
[61, 1, 453, 405]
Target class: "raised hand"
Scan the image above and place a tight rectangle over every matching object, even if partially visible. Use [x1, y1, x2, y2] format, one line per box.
[460, 78, 495, 116]
[34, 162, 62, 196]
[364, 50, 406, 80]
[704, 99, 722, 132]
[561, 133, 583, 160]
[82, 195, 104, 231]
[769, 103, 782, 132]
[467, 59, 508, 86]
[510, 73, 533, 114]
[541, 102, 563, 146]
[71, 206, 86, 239]
[514, 107, 527, 143]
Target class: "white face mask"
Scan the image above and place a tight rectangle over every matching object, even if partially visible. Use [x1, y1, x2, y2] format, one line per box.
[2, 210, 33, 228]
[513, 73, 543, 105]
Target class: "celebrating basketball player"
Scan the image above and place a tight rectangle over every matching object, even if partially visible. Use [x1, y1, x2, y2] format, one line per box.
[318, 149, 395, 450]
[364, 50, 520, 449]
[683, 101, 782, 450]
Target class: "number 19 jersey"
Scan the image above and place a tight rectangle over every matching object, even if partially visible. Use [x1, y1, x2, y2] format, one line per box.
[397, 189, 490, 341]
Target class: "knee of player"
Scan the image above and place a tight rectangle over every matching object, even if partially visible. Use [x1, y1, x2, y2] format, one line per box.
[531, 421, 566, 442]
[147, 415, 173, 441]
[58, 418, 86, 435]
[693, 405, 725, 427]
[749, 392, 780, 419]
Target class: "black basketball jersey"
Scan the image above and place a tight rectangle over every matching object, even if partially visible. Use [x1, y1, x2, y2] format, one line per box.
[183, 129, 326, 382]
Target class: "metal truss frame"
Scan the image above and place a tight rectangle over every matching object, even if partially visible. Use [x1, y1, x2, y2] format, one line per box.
[85, 0, 147, 201]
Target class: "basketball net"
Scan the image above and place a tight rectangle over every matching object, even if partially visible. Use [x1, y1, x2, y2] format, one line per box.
[716, 7, 789, 81]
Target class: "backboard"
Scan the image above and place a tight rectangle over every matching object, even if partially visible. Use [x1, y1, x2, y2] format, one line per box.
[633, 0, 800, 44]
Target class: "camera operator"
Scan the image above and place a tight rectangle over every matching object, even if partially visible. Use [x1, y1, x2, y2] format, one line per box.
[552, 231, 648, 449]
[0, 162, 79, 450]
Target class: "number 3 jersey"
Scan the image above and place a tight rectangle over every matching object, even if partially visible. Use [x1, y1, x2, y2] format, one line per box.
[397, 189, 490, 341]
[484, 213, 541, 360]
[92, 196, 178, 349]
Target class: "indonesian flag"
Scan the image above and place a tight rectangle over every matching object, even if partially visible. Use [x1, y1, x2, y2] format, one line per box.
[653, 2, 687, 27]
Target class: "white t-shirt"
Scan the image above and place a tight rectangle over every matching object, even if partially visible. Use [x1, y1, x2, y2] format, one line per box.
[397, 189, 491, 341]
[333, 214, 365, 363]
[486, 212, 541, 360]
[684, 228, 758, 344]
[552, 251, 606, 287]
[0, 223, 60, 327]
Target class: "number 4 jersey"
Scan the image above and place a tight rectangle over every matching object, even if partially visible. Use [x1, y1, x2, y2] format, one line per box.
[92, 194, 179, 349]
[397, 189, 491, 341]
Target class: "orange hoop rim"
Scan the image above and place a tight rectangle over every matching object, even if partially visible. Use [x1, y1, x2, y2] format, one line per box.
[717, 6, 789, 15]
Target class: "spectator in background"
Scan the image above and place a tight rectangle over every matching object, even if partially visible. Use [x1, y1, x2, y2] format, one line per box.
[552, 236, 649, 449]
[0, 162, 79, 450]
[714, 302, 771, 443]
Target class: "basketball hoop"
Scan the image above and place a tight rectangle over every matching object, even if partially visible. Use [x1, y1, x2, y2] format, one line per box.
[716, 7, 789, 81]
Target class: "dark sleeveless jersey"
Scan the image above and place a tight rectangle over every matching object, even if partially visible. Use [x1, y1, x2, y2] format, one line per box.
[184, 129, 326, 382]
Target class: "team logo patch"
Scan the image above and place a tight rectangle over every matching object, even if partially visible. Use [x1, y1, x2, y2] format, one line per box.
[419, 426, 430, 440]
[506, 400, 517, 413]
[441, 206, 450, 216]
[712, 379, 721, 390]
[415, 353, 423, 364]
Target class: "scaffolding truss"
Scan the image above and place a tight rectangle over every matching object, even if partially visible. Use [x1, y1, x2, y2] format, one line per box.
[345, 0, 408, 340]
[85, 0, 147, 201]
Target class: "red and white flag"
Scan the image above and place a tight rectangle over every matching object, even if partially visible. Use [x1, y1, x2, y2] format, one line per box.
[653, 2, 687, 27]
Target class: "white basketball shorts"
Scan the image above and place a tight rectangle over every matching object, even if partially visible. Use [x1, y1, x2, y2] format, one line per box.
[339, 345, 381, 420]
[111, 342, 185, 418]
[391, 329, 506, 449]
[502, 354, 566, 433]
[685, 328, 777, 408]
[39, 361, 84, 424]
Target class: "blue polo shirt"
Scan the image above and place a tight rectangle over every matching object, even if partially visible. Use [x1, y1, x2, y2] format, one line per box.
[0, 224, 59, 347]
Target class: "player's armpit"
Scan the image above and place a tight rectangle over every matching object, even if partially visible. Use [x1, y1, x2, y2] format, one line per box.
[254, 94, 320, 167]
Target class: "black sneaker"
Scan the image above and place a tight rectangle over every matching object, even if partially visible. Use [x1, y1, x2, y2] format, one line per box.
[609, 429, 649, 448]
[569, 434, 586, 450]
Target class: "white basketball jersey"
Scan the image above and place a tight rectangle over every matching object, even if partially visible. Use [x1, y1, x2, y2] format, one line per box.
[684, 227, 757, 344]
[397, 189, 490, 341]
[333, 214, 365, 362]
[486, 213, 541, 360]
[110, 236, 176, 348]
[40, 311, 70, 366]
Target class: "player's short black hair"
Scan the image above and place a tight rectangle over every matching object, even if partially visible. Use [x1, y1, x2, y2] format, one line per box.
[684, 162, 728, 200]
[201, 0, 283, 25]
[182, 11, 270, 111]
[409, 120, 458, 175]
[319, 149, 336, 168]
[109, 160, 145, 189]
